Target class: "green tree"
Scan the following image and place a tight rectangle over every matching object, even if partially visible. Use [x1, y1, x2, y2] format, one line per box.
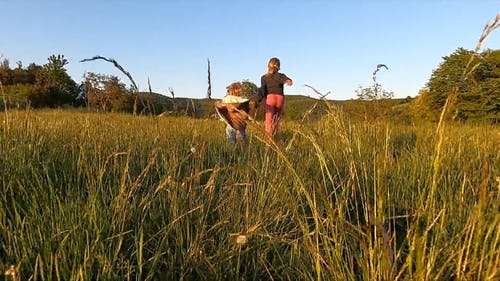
[26, 63, 42, 84]
[0, 59, 13, 86]
[426, 48, 475, 111]
[32, 54, 79, 107]
[420, 48, 499, 122]
[241, 80, 259, 99]
[11, 61, 39, 85]
[0, 58, 43, 109]
[461, 49, 500, 122]
[84, 72, 130, 112]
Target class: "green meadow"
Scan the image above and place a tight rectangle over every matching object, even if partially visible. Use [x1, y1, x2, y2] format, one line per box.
[1, 105, 498, 280]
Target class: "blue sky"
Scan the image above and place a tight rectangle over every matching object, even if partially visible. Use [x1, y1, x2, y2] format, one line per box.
[1, 1, 498, 100]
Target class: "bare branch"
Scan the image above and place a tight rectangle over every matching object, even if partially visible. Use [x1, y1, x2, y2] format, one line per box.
[372, 64, 388, 82]
[304, 84, 330, 99]
[207, 58, 212, 100]
[80, 56, 138, 92]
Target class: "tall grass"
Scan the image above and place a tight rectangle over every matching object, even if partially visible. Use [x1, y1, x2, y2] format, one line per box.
[0, 107, 498, 280]
[1, 14, 498, 281]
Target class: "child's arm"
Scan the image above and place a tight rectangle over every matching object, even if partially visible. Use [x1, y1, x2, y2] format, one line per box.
[215, 101, 248, 130]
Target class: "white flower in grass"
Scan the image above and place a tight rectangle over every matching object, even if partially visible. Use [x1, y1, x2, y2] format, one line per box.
[190, 146, 196, 154]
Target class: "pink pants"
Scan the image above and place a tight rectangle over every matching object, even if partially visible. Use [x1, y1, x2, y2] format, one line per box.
[265, 94, 285, 137]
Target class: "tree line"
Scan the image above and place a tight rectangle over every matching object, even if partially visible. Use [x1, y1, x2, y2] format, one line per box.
[0, 54, 135, 112]
[0, 55, 81, 108]
[1, 48, 498, 122]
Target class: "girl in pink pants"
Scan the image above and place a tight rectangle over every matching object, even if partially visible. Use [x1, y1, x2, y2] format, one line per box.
[264, 94, 284, 138]
[259, 57, 293, 141]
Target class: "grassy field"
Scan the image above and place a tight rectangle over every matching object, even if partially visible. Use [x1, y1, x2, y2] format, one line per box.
[0, 106, 499, 280]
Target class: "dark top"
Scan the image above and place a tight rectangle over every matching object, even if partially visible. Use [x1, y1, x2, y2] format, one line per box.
[260, 72, 291, 97]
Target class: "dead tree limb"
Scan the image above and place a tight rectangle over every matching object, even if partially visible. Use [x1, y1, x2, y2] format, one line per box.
[207, 58, 212, 100]
[80, 55, 140, 115]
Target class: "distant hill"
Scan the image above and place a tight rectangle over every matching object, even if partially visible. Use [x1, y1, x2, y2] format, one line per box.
[136, 92, 414, 122]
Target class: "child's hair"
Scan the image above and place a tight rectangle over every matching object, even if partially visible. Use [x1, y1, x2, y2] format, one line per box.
[226, 82, 243, 96]
[267, 57, 281, 75]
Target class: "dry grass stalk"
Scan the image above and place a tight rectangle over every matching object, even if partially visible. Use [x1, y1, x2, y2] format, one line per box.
[168, 87, 178, 112]
[304, 84, 330, 100]
[0, 54, 7, 113]
[145, 77, 155, 115]
[464, 14, 500, 78]
[0, 72, 9, 132]
[1, 74, 6, 110]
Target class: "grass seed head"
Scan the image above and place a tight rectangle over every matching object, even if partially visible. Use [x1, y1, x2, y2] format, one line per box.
[236, 235, 247, 245]
[4, 265, 16, 277]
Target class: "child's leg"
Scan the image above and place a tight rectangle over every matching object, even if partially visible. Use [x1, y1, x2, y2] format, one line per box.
[266, 94, 284, 140]
[265, 95, 277, 135]
[225, 125, 237, 145]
